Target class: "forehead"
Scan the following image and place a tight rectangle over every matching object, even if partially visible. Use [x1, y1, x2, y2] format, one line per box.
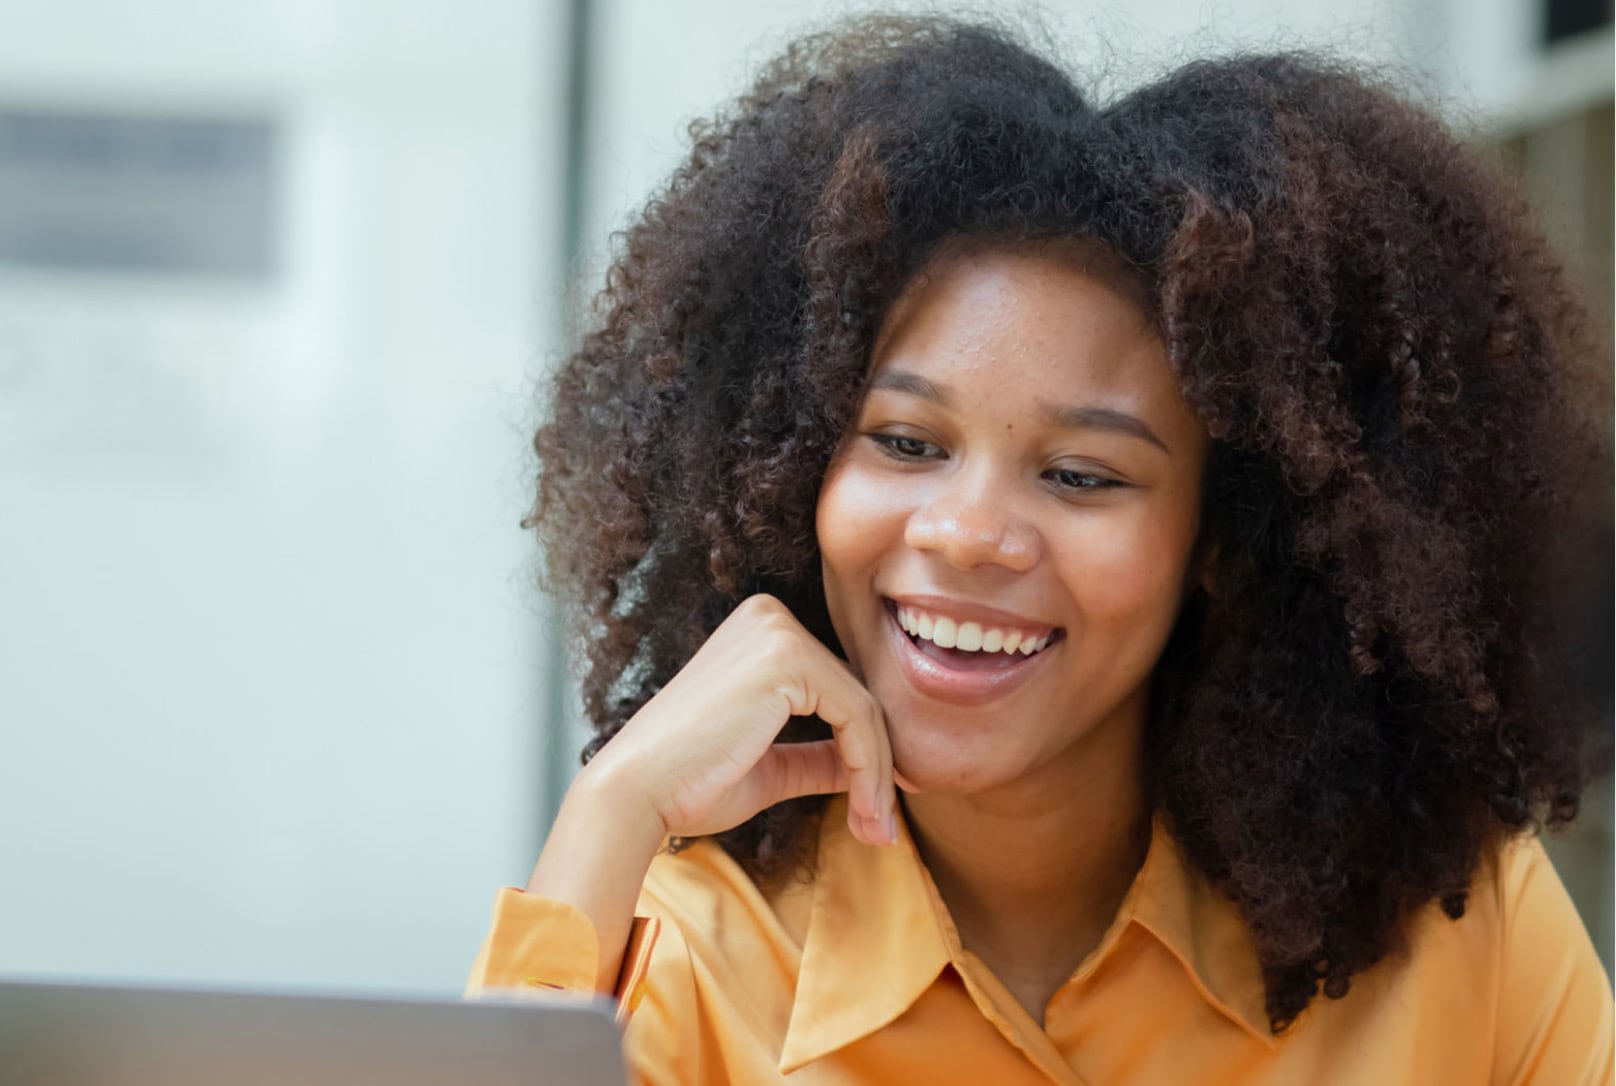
[867, 244, 1182, 412]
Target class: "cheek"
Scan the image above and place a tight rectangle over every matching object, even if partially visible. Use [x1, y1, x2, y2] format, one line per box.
[815, 460, 908, 583]
[816, 461, 906, 672]
[1055, 508, 1199, 624]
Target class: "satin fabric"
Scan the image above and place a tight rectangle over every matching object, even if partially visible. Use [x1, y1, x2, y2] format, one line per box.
[468, 795, 1612, 1085]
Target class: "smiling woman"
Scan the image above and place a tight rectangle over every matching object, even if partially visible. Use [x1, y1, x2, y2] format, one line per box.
[467, 15, 1612, 1084]
[819, 241, 1207, 790]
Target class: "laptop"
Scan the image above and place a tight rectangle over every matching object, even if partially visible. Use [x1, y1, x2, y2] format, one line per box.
[0, 979, 626, 1085]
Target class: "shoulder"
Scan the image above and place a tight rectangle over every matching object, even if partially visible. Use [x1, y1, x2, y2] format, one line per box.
[1244, 832, 1610, 1085]
[1456, 831, 1607, 975]
[1391, 831, 1603, 962]
[1481, 832, 1613, 1085]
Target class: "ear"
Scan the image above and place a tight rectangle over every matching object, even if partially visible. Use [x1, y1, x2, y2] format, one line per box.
[1184, 534, 1220, 601]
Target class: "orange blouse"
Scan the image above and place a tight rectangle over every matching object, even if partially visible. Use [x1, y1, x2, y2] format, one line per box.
[467, 796, 1613, 1084]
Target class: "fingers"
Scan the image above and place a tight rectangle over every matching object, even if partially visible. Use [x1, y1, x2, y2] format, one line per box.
[775, 661, 896, 846]
[620, 593, 911, 848]
[746, 741, 893, 847]
[762, 740, 850, 801]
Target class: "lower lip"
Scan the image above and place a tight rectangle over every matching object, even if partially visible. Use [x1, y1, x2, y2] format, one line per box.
[885, 603, 1057, 706]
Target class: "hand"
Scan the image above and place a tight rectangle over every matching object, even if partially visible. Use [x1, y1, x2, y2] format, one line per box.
[585, 593, 898, 847]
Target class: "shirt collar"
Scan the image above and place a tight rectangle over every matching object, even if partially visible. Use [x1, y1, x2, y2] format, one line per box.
[1129, 815, 1276, 1047]
[778, 796, 951, 1073]
[776, 798, 1274, 1073]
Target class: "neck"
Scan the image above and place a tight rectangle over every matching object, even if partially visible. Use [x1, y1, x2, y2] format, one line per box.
[900, 724, 1152, 1010]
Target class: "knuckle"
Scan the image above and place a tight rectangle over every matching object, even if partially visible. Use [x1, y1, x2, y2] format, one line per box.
[739, 592, 784, 618]
[759, 623, 800, 662]
[770, 674, 808, 711]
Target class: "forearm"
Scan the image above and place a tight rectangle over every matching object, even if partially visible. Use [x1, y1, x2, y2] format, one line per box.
[525, 760, 668, 992]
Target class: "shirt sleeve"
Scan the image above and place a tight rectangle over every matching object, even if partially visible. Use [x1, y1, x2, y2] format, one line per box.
[465, 888, 705, 1085]
[464, 888, 601, 994]
[1493, 838, 1615, 1086]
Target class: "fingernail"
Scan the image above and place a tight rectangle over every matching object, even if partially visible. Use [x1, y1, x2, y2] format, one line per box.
[886, 811, 898, 845]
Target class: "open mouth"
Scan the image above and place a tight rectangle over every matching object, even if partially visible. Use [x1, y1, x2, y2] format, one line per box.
[885, 599, 1064, 673]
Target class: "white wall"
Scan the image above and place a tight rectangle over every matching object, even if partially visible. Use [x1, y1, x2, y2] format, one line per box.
[0, 0, 565, 994]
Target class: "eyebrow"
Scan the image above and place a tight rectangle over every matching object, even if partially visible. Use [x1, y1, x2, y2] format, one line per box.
[866, 369, 1172, 454]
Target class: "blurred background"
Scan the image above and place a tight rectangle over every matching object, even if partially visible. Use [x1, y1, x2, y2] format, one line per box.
[0, 0, 1609, 997]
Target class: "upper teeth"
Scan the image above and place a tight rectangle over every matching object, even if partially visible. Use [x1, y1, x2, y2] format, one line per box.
[896, 606, 1053, 656]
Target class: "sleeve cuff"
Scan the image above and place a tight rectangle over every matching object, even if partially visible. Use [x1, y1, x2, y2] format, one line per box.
[466, 887, 664, 1025]
[468, 887, 601, 992]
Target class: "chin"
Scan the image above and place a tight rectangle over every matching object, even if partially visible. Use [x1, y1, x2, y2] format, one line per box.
[885, 716, 1014, 797]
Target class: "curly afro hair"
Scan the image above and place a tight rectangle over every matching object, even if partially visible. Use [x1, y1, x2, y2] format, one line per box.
[524, 16, 1609, 1031]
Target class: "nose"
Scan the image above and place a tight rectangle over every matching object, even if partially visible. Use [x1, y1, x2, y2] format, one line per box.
[903, 468, 1041, 573]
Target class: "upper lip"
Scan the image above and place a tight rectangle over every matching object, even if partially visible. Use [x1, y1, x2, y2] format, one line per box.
[884, 593, 1061, 635]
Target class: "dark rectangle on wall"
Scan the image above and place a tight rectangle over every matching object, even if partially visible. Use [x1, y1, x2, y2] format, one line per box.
[1545, 0, 1614, 43]
[0, 108, 278, 279]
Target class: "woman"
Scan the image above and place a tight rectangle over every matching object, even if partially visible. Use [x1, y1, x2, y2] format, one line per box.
[469, 17, 1613, 1084]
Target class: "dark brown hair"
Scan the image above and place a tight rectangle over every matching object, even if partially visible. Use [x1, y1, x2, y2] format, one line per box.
[526, 16, 1609, 1030]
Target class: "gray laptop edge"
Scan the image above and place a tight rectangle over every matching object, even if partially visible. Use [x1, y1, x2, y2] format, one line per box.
[0, 979, 626, 1086]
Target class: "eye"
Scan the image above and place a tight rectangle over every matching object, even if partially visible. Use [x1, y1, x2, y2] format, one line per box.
[1046, 466, 1123, 492]
[867, 433, 942, 460]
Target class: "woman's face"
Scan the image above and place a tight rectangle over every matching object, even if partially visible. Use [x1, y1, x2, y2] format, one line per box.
[816, 244, 1210, 797]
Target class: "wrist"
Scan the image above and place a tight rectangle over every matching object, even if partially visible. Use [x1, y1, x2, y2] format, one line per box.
[523, 756, 670, 994]
[560, 756, 669, 861]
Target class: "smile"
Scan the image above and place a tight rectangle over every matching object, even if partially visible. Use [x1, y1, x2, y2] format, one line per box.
[883, 598, 1064, 706]
[894, 603, 1054, 657]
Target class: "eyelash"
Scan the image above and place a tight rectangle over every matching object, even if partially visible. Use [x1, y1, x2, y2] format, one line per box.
[869, 433, 937, 460]
[865, 433, 1123, 492]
